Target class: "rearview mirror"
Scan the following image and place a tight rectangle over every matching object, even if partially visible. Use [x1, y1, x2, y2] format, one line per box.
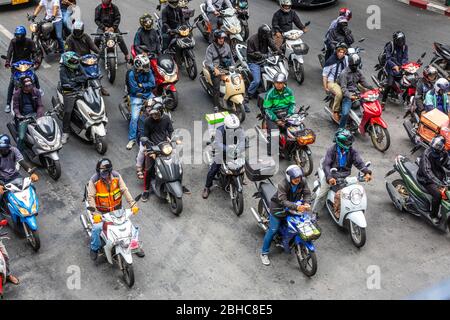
[0, 55, 6, 60]
[365, 161, 371, 168]
[421, 52, 426, 59]
[358, 38, 366, 43]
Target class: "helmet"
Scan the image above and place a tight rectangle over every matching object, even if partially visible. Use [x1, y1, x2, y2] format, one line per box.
[273, 72, 287, 84]
[258, 24, 271, 40]
[14, 25, 26, 42]
[0, 134, 11, 156]
[335, 42, 348, 52]
[140, 13, 154, 30]
[62, 51, 81, 70]
[339, 8, 352, 21]
[224, 114, 240, 130]
[21, 76, 34, 89]
[393, 31, 406, 48]
[168, 0, 179, 8]
[430, 136, 445, 153]
[423, 65, 438, 83]
[213, 29, 227, 42]
[434, 78, 449, 95]
[102, 0, 112, 5]
[335, 128, 354, 151]
[96, 158, 113, 175]
[149, 104, 162, 119]
[279, 0, 292, 12]
[336, 16, 348, 30]
[348, 53, 361, 72]
[72, 20, 84, 39]
[285, 165, 304, 184]
[134, 54, 151, 72]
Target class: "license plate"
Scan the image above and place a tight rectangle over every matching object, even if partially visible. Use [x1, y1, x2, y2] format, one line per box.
[12, 0, 29, 5]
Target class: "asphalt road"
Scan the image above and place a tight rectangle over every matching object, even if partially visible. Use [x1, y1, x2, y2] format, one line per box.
[0, 0, 449, 300]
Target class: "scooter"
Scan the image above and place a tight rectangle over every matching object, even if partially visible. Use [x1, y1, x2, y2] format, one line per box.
[7, 112, 63, 181]
[52, 79, 108, 154]
[27, 14, 59, 64]
[430, 42, 449, 81]
[312, 163, 371, 248]
[282, 21, 310, 85]
[81, 195, 143, 288]
[0, 220, 8, 299]
[234, 0, 249, 41]
[385, 155, 450, 232]
[199, 63, 247, 122]
[0, 176, 40, 252]
[140, 137, 184, 216]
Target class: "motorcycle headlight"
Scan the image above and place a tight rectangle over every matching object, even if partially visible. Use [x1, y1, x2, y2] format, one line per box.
[161, 144, 173, 156]
[19, 207, 31, 217]
[179, 29, 190, 37]
[350, 189, 363, 205]
[30, 23, 38, 33]
[106, 39, 116, 48]
[231, 75, 242, 86]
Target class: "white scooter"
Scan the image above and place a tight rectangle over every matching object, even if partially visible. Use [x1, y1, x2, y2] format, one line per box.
[282, 21, 310, 85]
[0, 220, 8, 299]
[312, 162, 371, 248]
[81, 195, 143, 288]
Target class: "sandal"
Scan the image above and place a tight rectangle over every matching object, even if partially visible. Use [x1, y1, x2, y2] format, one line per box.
[137, 170, 144, 180]
[7, 275, 20, 285]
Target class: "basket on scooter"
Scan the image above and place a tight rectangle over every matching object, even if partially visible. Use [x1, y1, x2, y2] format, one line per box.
[296, 128, 316, 146]
[292, 43, 309, 55]
[297, 218, 321, 241]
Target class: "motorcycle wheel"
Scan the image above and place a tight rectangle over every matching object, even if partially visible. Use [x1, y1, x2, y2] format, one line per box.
[169, 194, 183, 216]
[377, 69, 386, 84]
[231, 102, 246, 123]
[240, 21, 249, 41]
[46, 159, 61, 181]
[231, 185, 244, 216]
[24, 224, 40, 252]
[370, 124, 390, 152]
[390, 179, 408, 212]
[318, 54, 325, 69]
[258, 199, 269, 222]
[184, 51, 198, 80]
[95, 137, 108, 155]
[348, 220, 366, 248]
[295, 243, 317, 277]
[294, 148, 313, 177]
[120, 255, 135, 288]
[293, 60, 305, 85]
[107, 57, 116, 84]
[166, 90, 179, 111]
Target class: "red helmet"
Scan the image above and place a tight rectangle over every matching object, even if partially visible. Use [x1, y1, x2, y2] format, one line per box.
[339, 8, 352, 21]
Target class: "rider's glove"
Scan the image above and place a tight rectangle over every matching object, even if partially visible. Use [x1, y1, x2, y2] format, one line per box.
[30, 173, 39, 182]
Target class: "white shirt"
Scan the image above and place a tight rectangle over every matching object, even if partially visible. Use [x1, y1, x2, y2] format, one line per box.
[39, 0, 62, 22]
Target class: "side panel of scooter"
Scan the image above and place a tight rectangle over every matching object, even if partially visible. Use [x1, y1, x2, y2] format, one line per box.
[91, 123, 107, 139]
[103, 239, 114, 264]
[345, 210, 367, 228]
[369, 116, 388, 129]
[23, 215, 38, 232]
[229, 94, 244, 105]
[45, 152, 60, 161]
[294, 235, 315, 252]
[290, 54, 304, 64]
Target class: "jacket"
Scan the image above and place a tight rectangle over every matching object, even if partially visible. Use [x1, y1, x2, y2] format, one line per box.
[326, 27, 354, 50]
[424, 90, 449, 113]
[143, 114, 174, 146]
[417, 147, 450, 186]
[338, 67, 373, 99]
[246, 32, 278, 64]
[162, 5, 186, 31]
[384, 42, 408, 74]
[415, 78, 434, 113]
[5, 38, 39, 65]
[59, 64, 88, 90]
[95, 4, 121, 30]
[263, 87, 296, 121]
[323, 144, 371, 181]
[212, 125, 246, 163]
[205, 42, 235, 70]
[12, 88, 44, 118]
[65, 34, 100, 57]
[271, 9, 305, 33]
[127, 69, 156, 99]
[322, 54, 348, 83]
[133, 28, 160, 55]
[269, 179, 312, 218]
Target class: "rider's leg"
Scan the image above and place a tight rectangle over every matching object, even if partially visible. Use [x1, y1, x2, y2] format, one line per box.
[128, 97, 142, 144]
[90, 221, 104, 255]
[339, 97, 352, 129]
[17, 119, 29, 152]
[62, 94, 76, 142]
[261, 213, 281, 255]
[53, 20, 65, 54]
[333, 189, 342, 219]
[247, 63, 261, 99]
[424, 183, 441, 219]
[212, 74, 221, 109]
[116, 30, 130, 60]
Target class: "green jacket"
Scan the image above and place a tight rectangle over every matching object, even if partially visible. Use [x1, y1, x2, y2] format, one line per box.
[263, 87, 296, 121]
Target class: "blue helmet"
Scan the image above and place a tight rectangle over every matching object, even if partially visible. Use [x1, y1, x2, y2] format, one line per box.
[0, 134, 11, 149]
[14, 25, 26, 37]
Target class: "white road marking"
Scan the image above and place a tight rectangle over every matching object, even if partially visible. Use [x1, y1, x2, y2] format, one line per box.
[0, 22, 52, 69]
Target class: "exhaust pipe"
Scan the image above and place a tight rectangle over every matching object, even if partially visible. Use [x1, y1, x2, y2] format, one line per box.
[251, 207, 268, 231]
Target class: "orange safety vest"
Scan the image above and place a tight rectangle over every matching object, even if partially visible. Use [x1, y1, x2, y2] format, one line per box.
[93, 173, 123, 213]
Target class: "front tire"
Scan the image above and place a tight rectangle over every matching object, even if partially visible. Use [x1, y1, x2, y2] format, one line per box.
[295, 244, 317, 277]
[46, 159, 61, 181]
[348, 220, 366, 248]
[169, 194, 183, 216]
[294, 148, 313, 177]
[240, 21, 249, 41]
[293, 60, 305, 85]
[107, 57, 116, 84]
[121, 257, 135, 288]
[95, 137, 108, 155]
[166, 90, 178, 111]
[231, 102, 246, 123]
[370, 124, 390, 152]
[184, 51, 198, 80]
[24, 224, 40, 252]
[232, 186, 244, 216]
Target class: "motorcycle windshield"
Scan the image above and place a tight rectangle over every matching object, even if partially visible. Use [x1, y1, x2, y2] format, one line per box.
[82, 87, 102, 113]
[158, 55, 175, 73]
[35, 116, 56, 140]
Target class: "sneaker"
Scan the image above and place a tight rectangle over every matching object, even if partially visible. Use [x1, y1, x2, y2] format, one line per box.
[90, 249, 98, 261]
[244, 104, 251, 113]
[260, 254, 270, 266]
[182, 186, 191, 195]
[100, 87, 110, 96]
[126, 140, 136, 150]
[202, 187, 210, 199]
[142, 191, 150, 202]
[4, 104, 11, 113]
[135, 248, 145, 258]
[61, 133, 69, 144]
[430, 216, 440, 225]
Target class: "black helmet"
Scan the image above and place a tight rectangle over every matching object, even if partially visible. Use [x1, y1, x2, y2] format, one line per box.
[0, 134, 11, 156]
[335, 128, 354, 151]
[335, 42, 348, 52]
[168, 0, 179, 8]
[336, 16, 348, 31]
[393, 31, 406, 48]
[213, 29, 227, 42]
[430, 136, 445, 153]
[348, 53, 361, 72]
[273, 72, 287, 84]
[258, 24, 271, 40]
[139, 13, 153, 30]
[96, 158, 113, 175]
[72, 20, 84, 39]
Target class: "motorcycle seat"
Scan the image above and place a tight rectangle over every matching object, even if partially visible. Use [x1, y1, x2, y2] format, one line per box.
[259, 181, 277, 208]
[436, 43, 450, 61]
[403, 161, 432, 197]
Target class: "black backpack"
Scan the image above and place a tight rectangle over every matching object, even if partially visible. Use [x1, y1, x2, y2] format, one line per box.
[378, 41, 394, 66]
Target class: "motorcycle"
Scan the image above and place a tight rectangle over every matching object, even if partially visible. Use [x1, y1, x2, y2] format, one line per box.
[151, 54, 180, 111]
[7, 112, 63, 181]
[325, 82, 390, 152]
[81, 195, 143, 288]
[318, 38, 366, 69]
[140, 136, 184, 215]
[0, 176, 40, 252]
[199, 64, 247, 122]
[52, 79, 108, 154]
[430, 42, 450, 81]
[234, 0, 249, 41]
[91, 31, 128, 84]
[282, 21, 310, 85]
[386, 155, 450, 232]
[312, 163, 371, 248]
[0, 220, 8, 299]
[27, 14, 59, 64]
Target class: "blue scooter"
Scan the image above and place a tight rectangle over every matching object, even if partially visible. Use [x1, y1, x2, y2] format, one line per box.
[0, 176, 40, 252]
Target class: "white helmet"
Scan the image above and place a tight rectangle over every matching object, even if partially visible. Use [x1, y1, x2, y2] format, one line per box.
[285, 165, 304, 183]
[224, 114, 240, 130]
[134, 54, 151, 72]
[434, 78, 449, 95]
[279, 0, 292, 11]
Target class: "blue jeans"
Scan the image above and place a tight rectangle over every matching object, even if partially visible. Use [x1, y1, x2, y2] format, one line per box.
[248, 63, 261, 96]
[339, 97, 353, 129]
[61, 7, 72, 32]
[91, 222, 103, 251]
[261, 213, 282, 255]
[129, 96, 152, 141]
[53, 20, 65, 53]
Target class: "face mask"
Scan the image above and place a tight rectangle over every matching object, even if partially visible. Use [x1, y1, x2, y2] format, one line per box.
[99, 170, 110, 180]
[0, 149, 10, 157]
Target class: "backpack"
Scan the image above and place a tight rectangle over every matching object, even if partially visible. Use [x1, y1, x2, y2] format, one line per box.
[378, 41, 394, 66]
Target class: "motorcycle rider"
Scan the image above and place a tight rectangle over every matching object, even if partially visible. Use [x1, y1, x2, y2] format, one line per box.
[162, 0, 186, 51]
[202, 114, 245, 199]
[206, 0, 234, 33]
[337, 53, 373, 129]
[12, 77, 44, 152]
[380, 31, 409, 108]
[0, 234, 20, 286]
[272, 0, 308, 49]
[323, 42, 349, 123]
[327, 7, 352, 33]
[31, 0, 65, 54]
[325, 16, 354, 61]
[4, 26, 41, 114]
[415, 65, 439, 114]
[59, 51, 88, 144]
[260, 165, 311, 266]
[126, 54, 156, 150]
[86, 158, 142, 260]
[311, 129, 372, 219]
[60, 0, 77, 33]
[134, 14, 161, 56]
[423, 78, 449, 113]
[205, 30, 235, 110]
[245, 24, 279, 104]
[94, 0, 130, 62]
[263, 72, 296, 156]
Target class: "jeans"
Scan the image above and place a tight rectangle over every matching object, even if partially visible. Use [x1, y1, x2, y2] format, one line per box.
[248, 63, 261, 96]
[424, 183, 441, 219]
[16, 118, 32, 151]
[53, 20, 65, 54]
[205, 162, 221, 188]
[61, 7, 72, 32]
[91, 221, 103, 251]
[128, 97, 147, 141]
[261, 213, 281, 255]
[339, 97, 353, 129]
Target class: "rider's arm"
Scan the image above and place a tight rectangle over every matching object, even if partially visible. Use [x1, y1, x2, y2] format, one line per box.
[142, 72, 156, 92]
[302, 182, 312, 204]
[323, 147, 335, 181]
[12, 91, 22, 118]
[86, 180, 98, 209]
[224, 0, 233, 9]
[52, 2, 59, 18]
[86, 35, 100, 54]
[94, 6, 105, 30]
[262, 90, 278, 122]
[343, 27, 354, 46]
[205, 45, 216, 71]
[286, 88, 296, 115]
[401, 45, 409, 65]
[213, 126, 227, 153]
[338, 71, 352, 99]
[165, 116, 174, 139]
[271, 11, 281, 33]
[206, 0, 216, 12]
[350, 148, 372, 175]
[112, 5, 121, 30]
[33, 3, 43, 17]
[35, 89, 45, 118]
[358, 72, 373, 91]
[385, 43, 398, 70]
[415, 81, 426, 113]
[118, 175, 135, 208]
[421, 152, 445, 186]
[13, 147, 35, 174]
[292, 11, 305, 31]
[277, 181, 298, 211]
[5, 40, 14, 65]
